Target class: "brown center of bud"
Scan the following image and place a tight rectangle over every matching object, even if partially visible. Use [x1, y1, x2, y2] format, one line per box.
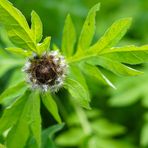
[23, 51, 67, 92]
[34, 59, 57, 84]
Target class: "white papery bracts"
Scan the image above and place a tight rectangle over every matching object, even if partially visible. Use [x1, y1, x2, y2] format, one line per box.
[22, 50, 68, 92]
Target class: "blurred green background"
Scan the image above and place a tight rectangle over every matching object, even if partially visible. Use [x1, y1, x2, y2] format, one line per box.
[0, 0, 148, 148]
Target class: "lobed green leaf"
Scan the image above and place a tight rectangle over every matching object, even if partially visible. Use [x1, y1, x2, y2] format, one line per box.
[77, 3, 100, 52]
[64, 78, 90, 109]
[100, 45, 148, 64]
[108, 84, 144, 107]
[6, 90, 41, 148]
[38, 36, 51, 55]
[91, 118, 126, 137]
[0, 0, 37, 51]
[0, 90, 30, 135]
[41, 92, 61, 123]
[31, 10, 43, 43]
[29, 91, 41, 148]
[42, 124, 64, 148]
[140, 122, 148, 147]
[68, 64, 90, 100]
[0, 81, 27, 105]
[81, 63, 115, 88]
[88, 56, 143, 76]
[6, 90, 32, 148]
[89, 17, 132, 53]
[62, 14, 76, 57]
[6, 47, 32, 57]
[56, 128, 84, 146]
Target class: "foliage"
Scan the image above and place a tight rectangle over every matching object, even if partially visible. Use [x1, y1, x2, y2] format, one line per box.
[0, 0, 148, 147]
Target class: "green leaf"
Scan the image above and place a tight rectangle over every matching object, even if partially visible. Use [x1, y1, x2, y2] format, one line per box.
[81, 136, 135, 148]
[56, 128, 84, 146]
[62, 14, 76, 57]
[42, 124, 64, 148]
[86, 109, 102, 119]
[81, 63, 115, 89]
[80, 135, 95, 148]
[31, 10, 43, 43]
[100, 45, 148, 64]
[6, 90, 41, 148]
[88, 56, 143, 76]
[0, 81, 27, 105]
[41, 92, 61, 123]
[140, 122, 148, 147]
[68, 20, 148, 67]
[64, 78, 90, 109]
[89, 17, 132, 53]
[17, 91, 41, 148]
[108, 77, 145, 106]
[142, 92, 148, 108]
[52, 43, 60, 51]
[92, 119, 126, 137]
[109, 89, 141, 107]
[6, 90, 33, 148]
[38, 36, 51, 55]
[29, 91, 41, 148]
[68, 64, 90, 100]
[0, 0, 37, 51]
[108, 68, 148, 107]
[0, 90, 30, 134]
[0, 144, 5, 148]
[6, 47, 32, 57]
[6, 115, 30, 148]
[77, 3, 100, 52]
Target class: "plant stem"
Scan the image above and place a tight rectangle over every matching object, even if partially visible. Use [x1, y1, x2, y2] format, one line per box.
[67, 49, 94, 62]
[73, 103, 92, 135]
[54, 95, 71, 127]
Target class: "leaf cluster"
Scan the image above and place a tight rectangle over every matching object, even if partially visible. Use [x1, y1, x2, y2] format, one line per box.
[0, 0, 148, 147]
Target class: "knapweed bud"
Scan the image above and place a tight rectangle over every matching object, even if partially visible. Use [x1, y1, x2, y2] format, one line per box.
[22, 50, 68, 92]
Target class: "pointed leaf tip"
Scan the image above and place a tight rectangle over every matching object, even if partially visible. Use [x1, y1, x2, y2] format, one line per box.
[31, 10, 43, 43]
[89, 17, 132, 54]
[38, 36, 51, 55]
[91, 3, 100, 11]
[77, 3, 100, 52]
[62, 13, 76, 57]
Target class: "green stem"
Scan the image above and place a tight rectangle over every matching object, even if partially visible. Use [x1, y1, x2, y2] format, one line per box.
[54, 95, 71, 127]
[73, 103, 92, 135]
[67, 50, 97, 64]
